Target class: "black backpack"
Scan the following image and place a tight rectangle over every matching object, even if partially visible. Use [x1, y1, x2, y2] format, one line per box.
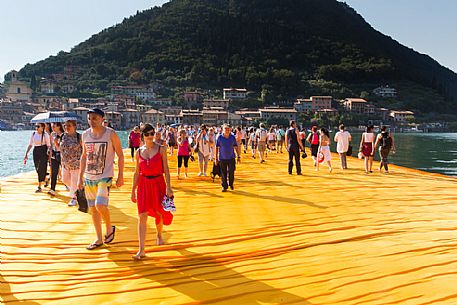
[381, 132, 392, 149]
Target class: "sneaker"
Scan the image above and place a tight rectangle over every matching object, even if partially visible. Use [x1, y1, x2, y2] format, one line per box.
[48, 190, 56, 196]
[229, 185, 234, 190]
[197, 173, 203, 177]
[35, 187, 42, 193]
[221, 188, 227, 192]
[162, 195, 176, 212]
[203, 173, 207, 177]
[68, 198, 78, 207]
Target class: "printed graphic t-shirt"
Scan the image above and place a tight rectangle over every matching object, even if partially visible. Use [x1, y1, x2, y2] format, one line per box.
[82, 127, 115, 180]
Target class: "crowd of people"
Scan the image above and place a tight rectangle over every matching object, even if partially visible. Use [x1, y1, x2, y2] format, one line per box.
[24, 109, 396, 258]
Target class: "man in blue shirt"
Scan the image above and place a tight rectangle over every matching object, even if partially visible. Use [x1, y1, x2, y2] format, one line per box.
[216, 124, 240, 192]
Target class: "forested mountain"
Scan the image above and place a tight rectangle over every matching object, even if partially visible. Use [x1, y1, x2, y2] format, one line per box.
[18, 0, 457, 113]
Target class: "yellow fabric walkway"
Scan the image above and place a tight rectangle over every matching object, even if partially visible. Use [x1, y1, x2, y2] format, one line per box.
[2, 149, 457, 305]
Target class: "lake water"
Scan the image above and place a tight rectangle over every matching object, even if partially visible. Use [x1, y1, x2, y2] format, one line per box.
[1, 130, 457, 178]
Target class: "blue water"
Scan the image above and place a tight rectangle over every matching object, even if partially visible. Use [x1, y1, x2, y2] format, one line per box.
[1, 130, 457, 177]
[0, 130, 129, 179]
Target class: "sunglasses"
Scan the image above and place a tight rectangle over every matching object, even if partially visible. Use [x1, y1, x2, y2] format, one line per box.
[35, 125, 41, 128]
[143, 132, 155, 137]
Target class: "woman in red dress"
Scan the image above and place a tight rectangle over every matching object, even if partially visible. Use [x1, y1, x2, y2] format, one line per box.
[131, 123, 174, 260]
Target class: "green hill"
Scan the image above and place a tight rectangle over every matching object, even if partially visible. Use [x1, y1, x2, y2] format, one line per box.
[18, 0, 457, 113]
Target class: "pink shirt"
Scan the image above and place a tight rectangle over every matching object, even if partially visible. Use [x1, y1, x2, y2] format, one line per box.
[178, 139, 190, 156]
[129, 131, 141, 147]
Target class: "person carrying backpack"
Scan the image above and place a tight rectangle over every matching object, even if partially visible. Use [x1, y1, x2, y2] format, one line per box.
[373, 126, 396, 174]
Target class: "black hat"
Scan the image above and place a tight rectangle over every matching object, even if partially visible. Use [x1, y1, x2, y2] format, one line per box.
[88, 108, 105, 117]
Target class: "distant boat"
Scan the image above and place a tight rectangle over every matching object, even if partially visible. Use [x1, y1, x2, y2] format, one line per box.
[402, 127, 423, 133]
[12, 123, 26, 131]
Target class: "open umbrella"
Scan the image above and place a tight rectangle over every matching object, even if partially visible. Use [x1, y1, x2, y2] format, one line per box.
[31, 111, 81, 123]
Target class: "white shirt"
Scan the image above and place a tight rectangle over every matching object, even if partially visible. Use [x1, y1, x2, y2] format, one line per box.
[334, 130, 351, 153]
[363, 132, 375, 143]
[29, 132, 51, 147]
[198, 135, 211, 157]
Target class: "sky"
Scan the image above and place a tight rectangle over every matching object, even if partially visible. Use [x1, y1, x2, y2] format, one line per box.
[0, 0, 456, 82]
[0, 0, 168, 82]
[342, 0, 457, 73]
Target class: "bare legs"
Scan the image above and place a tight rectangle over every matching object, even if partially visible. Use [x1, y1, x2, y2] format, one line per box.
[133, 212, 164, 259]
[90, 205, 113, 244]
[364, 156, 373, 173]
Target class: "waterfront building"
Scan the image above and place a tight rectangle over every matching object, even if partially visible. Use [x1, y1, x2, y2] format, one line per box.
[227, 112, 243, 126]
[311, 96, 333, 111]
[294, 99, 312, 112]
[203, 99, 230, 110]
[165, 113, 182, 125]
[373, 86, 397, 98]
[119, 109, 141, 129]
[259, 107, 298, 121]
[113, 94, 136, 109]
[111, 85, 155, 102]
[161, 107, 183, 116]
[136, 104, 154, 113]
[202, 108, 228, 126]
[376, 108, 391, 121]
[34, 96, 65, 111]
[223, 88, 247, 100]
[0, 83, 5, 97]
[39, 78, 55, 94]
[390, 110, 414, 122]
[4, 70, 33, 102]
[104, 111, 122, 129]
[64, 98, 80, 111]
[315, 108, 339, 117]
[141, 109, 165, 125]
[72, 107, 89, 128]
[0, 100, 24, 125]
[343, 98, 368, 114]
[235, 109, 261, 121]
[149, 98, 173, 107]
[183, 91, 204, 103]
[181, 109, 203, 126]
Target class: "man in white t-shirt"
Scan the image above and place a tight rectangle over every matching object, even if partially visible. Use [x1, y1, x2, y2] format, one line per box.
[256, 123, 268, 163]
[334, 124, 352, 169]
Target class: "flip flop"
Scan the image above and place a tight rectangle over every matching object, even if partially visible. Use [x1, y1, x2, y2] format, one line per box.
[86, 241, 104, 250]
[104, 226, 116, 244]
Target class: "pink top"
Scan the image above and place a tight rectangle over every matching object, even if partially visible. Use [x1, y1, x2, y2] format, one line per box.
[129, 131, 141, 147]
[177, 139, 190, 156]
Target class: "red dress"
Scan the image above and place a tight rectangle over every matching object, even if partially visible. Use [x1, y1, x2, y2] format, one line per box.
[137, 152, 173, 225]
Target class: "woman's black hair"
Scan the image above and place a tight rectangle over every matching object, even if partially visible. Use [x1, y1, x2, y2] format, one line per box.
[366, 125, 374, 132]
[140, 123, 155, 141]
[320, 128, 330, 138]
[54, 122, 63, 133]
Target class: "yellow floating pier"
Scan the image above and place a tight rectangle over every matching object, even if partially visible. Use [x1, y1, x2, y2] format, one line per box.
[2, 150, 457, 304]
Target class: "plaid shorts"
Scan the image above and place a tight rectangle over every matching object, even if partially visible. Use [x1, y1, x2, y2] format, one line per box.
[84, 177, 112, 207]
